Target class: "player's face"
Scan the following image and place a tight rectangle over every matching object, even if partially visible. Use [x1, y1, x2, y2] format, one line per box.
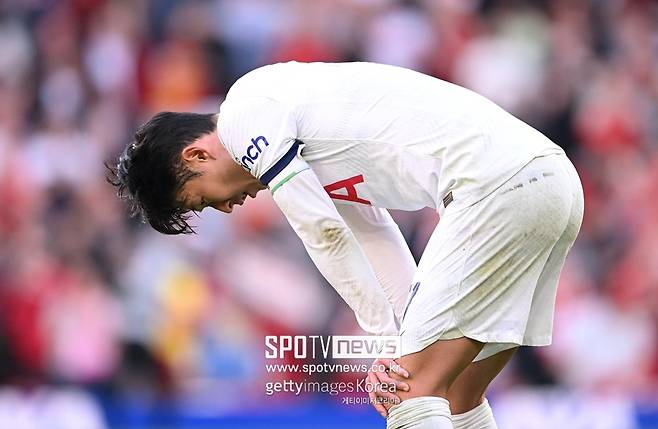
[179, 169, 264, 213]
[177, 133, 266, 214]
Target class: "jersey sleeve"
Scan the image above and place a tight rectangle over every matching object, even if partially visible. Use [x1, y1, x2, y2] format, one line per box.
[218, 95, 306, 186]
[335, 205, 417, 322]
[271, 167, 400, 337]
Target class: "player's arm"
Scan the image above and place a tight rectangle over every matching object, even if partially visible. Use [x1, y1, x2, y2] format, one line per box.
[269, 163, 399, 336]
[331, 205, 416, 413]
[219, 95, 398, 335]
[335, 204, 416, 322]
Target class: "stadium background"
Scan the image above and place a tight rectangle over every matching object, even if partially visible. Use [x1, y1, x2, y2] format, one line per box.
[0, 0, 657, 428]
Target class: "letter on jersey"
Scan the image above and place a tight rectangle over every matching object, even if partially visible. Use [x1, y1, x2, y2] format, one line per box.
[323, 175, 371, 205]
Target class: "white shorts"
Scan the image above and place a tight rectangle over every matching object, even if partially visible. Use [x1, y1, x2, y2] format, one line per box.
[399, 153, 584, 361]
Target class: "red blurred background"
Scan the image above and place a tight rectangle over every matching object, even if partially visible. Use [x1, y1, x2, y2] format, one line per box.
[0, 0, 656, 428]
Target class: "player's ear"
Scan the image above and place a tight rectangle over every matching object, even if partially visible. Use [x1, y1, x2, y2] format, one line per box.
[181, 145, 209, 164]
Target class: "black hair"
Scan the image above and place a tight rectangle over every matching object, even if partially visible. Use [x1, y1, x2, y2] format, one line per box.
[106, 111, 218, 235]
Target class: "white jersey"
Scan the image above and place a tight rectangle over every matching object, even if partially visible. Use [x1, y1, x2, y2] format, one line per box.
[217, 61, 565, 337]
[218, 61, 563, 215]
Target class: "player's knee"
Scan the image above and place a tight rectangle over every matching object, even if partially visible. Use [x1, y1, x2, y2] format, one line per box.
[393, 337, 484, 401]
[389, 368, 453, 401]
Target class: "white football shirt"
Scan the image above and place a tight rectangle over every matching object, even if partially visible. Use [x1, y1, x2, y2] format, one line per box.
[218, 61, 563, 214]
[217, 61, 565, 336]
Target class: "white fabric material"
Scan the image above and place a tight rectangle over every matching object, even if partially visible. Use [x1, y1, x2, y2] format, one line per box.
[335, 204, 417, 321]
[271, 167, 399, 336]
[472, 343, 518, 362]
[218, 61, 564, 216]
[217, 95, 299, 179]
[217, 61, 578, 352]
[399, 153, 584, 359]
[387, 396, 453, 429]
[452, 398, 498, 429]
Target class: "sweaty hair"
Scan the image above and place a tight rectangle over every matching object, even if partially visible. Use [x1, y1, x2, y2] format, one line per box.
[106, 111, 218, 235]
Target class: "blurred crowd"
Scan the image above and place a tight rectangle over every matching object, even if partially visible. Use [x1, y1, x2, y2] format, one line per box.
[0, 0, 657, 425]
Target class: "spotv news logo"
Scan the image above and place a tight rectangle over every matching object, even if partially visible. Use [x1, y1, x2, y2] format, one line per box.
[264, 335, 401, 359]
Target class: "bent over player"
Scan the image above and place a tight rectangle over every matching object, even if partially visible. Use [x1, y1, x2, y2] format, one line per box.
[109, 61, 584, 429]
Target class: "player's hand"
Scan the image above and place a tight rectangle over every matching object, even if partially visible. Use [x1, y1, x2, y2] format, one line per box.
[365, 357, 410, 418]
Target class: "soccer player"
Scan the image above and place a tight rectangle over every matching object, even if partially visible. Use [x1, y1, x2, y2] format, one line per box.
[109, 61, 584, 429]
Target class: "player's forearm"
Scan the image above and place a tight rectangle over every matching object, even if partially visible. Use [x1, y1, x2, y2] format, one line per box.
[336, 205, 416, 321]
[297, 217, 400, 336]
[271, 169, 399, 337]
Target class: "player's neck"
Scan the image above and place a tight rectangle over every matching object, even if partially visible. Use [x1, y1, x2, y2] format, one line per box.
[224, 152, 266, 190]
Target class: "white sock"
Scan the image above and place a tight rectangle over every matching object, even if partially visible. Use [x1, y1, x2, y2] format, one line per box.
[387, 396, 453, 429]
[451, 398, 497, 429]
